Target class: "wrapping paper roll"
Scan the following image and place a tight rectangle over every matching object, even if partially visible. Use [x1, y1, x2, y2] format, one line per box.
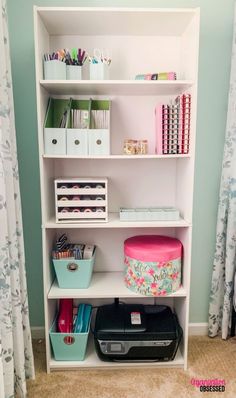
[72, 208, 80, 213]
[84, 208, 92, 212]
[83, 244, 95, 259]
[96, 207, 104, 212]
[60, 196, 68, 201]
[72, 196, 80, 200]
[82, 195, 91, 201]
[61, 207, 70, 213]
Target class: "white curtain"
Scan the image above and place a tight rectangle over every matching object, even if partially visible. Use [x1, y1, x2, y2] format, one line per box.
[208, 4, 236, 339]
[0, 1, 35, 396]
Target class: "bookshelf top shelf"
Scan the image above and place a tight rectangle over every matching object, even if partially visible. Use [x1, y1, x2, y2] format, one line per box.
[36, 7, 199, 36]
[39, 80, 194, 96]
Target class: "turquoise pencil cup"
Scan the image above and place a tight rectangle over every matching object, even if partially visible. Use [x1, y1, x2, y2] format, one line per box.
[89, 63, 109, 80]
[44, 60, 66, 80]
[66, 65, 82, 80]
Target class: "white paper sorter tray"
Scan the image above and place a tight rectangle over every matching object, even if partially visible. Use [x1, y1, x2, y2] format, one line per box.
[119, 207, 180, 222]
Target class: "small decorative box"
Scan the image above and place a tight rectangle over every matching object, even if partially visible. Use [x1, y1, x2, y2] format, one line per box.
[124, 235, 182, 296]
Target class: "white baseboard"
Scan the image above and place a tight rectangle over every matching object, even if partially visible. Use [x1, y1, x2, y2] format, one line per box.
[189, 322, 208, 336]
[30, 323, 208, 339]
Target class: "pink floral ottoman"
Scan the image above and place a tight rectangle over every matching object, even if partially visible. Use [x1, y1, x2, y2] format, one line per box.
[124, 235, 182, 296]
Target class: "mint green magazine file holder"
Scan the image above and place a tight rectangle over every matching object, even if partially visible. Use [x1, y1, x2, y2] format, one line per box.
[44, 98, 71, 155]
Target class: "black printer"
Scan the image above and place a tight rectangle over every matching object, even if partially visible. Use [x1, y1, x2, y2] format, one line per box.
[94, 303, 182, 362]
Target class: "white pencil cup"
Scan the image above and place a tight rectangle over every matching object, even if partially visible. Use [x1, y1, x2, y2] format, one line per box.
[66, 65, 82, 80]
[44, 60, 66, 80]
[89, 63, 109, 80]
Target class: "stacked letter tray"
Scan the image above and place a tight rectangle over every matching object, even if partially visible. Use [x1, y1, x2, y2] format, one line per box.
[55, 177, 108, 223]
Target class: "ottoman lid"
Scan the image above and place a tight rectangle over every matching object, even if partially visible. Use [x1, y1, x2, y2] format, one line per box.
[124, 235, 182, 262]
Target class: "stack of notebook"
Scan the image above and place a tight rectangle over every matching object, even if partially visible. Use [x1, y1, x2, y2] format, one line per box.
[155, 94, 191, 155]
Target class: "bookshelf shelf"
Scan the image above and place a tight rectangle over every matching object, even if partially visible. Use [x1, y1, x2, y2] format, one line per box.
[49, 339, 184, 370]
[43, 154, 191, 159]
[40, 80, 194, 96]
[48, 272, 187, 299]
[44, 213, 191, 229]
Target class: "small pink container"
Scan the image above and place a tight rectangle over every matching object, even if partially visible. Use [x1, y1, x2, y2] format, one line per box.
[124, 235, 182, 296]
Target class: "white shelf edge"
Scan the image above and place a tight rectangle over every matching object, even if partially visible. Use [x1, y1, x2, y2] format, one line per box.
[43, 154, 191, 160]
[49, 339, 184, 370]
[39, 80, 194, 96]
[40, 79, 194, 84]
[48, 272, 187, 299]
[43, 213, 192, 229]
[36, 6, 199, 13]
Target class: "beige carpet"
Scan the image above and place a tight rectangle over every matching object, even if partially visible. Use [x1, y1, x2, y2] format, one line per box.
[27, 336, 236, 398]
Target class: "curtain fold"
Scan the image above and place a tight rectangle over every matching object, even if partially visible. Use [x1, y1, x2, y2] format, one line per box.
[208, 3, 236, 339]
[0, 0, 35, 396]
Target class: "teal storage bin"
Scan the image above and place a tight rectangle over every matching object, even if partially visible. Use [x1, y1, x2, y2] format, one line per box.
[52, 249, 96, 289]
[50, 317, 90, 361]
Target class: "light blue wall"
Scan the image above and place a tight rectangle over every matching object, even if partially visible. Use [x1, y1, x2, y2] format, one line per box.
[7, 0, 234, 326]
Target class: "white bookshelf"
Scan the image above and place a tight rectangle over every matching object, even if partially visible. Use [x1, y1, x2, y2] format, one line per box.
[34, 6, 200, 372]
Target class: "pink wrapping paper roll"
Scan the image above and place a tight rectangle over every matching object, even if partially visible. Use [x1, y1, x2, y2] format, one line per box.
[61, 208, 70, 213]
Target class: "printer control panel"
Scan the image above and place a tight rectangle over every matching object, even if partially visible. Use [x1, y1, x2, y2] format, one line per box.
[98, 340, 172, 355]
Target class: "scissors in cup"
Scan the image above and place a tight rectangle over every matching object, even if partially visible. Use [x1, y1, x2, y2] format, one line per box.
[93, 48, 111, 65]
